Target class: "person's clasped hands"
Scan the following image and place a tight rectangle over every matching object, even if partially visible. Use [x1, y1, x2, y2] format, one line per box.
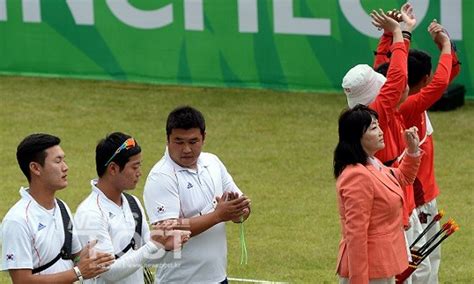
[371, 3, 416, 33]
[215, 191, 251, 223]
[77, 240, 115, 279]
[428, 19, 450, 49]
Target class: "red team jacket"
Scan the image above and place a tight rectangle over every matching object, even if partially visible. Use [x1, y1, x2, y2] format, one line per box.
[370, 36, 412, 225]
[373, 31, 461, 219]
[370, 40, 408, 164]
[399, 51, 460, 206]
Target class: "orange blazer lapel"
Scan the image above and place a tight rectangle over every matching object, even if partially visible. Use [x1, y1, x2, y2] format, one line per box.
[365, 165, 405, 201]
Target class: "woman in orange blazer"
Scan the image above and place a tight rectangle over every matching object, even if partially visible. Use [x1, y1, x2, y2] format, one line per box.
[334, 105, 421, 284]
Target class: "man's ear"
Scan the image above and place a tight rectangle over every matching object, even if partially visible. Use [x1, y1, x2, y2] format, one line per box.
[202, 132, 206, 142]
[423, 74, 431, 86]
[108, 162, 120, 176]
[29, 162, 41, 177]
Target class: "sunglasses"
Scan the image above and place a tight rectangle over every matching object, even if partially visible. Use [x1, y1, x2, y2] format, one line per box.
[104, 138, 136, 166]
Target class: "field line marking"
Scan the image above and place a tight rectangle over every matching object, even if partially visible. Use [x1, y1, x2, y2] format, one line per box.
[228, 277, 288, 283]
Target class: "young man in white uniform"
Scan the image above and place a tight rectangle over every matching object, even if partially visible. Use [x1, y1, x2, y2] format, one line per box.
[144, 106, 251, 283]
[74, 132, 190, 284]
[2, 133, 114, 283]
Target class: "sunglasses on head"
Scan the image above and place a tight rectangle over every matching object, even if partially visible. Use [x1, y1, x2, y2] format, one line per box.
[104, 138, 136, 166]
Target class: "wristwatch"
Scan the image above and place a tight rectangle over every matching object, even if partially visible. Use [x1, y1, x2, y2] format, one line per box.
[73, 266, 84, 283]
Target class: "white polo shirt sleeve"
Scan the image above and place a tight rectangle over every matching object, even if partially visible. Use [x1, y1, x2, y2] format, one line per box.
[1, 219, 33, 270]
[216, 156, 243, 196]
[74, 210, 115, 255]
[143, 172, 180, 224]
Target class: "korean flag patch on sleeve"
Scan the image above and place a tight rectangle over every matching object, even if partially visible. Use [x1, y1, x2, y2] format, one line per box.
[157, 205, 166, 214]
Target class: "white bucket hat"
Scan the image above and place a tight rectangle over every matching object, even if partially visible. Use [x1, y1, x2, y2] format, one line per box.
[342, 64, 387, 108]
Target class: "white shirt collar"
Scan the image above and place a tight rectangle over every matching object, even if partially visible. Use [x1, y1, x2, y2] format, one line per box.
[367, 156, 383, 171]
[425, 111, 434, 135]
[19, 186, 32, 200]
[19, 186, 58, 213]
[164, 147, 209, 173]
[90, 179, 125, 210]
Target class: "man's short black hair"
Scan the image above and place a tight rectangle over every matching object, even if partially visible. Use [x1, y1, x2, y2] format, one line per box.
[16, 133, 61, 182]
[96, 132, 141, 177]
[375, 62, 389, 77]
[408, 49, 432, 88]
[166, 106, 206, 140]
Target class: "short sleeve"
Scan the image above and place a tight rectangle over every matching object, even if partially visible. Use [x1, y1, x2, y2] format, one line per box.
[74, 210, 115, 255]
[216, 156, 243, 196]
[143, 172, 180, 224]
[1, 219, 33, 270]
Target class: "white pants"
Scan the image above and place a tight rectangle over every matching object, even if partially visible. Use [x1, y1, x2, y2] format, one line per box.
[339, 277, 395, 284]
[404, 210, 431, 284]
[416, 199, 440, 284]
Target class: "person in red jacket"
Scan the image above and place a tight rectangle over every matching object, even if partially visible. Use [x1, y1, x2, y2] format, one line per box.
[342, 5, 414, 160]
[398, 20, 461, 284]
[341, 4, 415, 230]
[372, 19, 460, 284]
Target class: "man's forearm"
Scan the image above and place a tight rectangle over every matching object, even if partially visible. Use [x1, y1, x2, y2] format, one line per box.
[179, 211, 222, 237]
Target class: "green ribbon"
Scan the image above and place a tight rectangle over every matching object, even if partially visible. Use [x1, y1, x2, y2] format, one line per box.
[239, 216, 248, 265]
[73, 255, 81, 264]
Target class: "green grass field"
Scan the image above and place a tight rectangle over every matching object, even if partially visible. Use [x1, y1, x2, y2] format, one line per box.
[0, 76, 473, 283]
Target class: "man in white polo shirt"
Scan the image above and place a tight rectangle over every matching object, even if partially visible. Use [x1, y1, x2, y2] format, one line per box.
[143, 106, 251, 283]
[1, 133, 114, 283]
[74, 132, 190, 284]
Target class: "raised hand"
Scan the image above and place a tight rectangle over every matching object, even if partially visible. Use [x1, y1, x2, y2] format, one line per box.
[76, 240, 115, 279]
[428, 19, 450, 49]
[387, 9, 402, 23]
[371, 9, 401, 33]
[400, 3, 416, 31]
[404, 126, 420, 154]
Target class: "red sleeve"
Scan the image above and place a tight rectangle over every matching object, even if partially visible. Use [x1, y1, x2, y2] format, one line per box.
[449, 46, 461, 83]
[399, 54, 452, 121]
[370, 42, 407, 129]
[373, 32, 393, 69]
[404, 37, 411, 53]
[373, 33, 411, 70]
[390, 154, 422, 188]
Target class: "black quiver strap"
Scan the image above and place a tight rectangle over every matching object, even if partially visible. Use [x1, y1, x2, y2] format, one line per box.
[114, 193, 143, 258]
[32, 199, 73, 274]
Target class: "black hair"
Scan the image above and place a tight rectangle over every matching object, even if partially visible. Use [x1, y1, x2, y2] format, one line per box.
[408, 49, 432, 88]
[166, 106, 206, 140]
[375, 62, 389, 77]
[376, 50, 432, 88]
[333, 104, 379, 178]
[96, 132, 141, 177]
[16, 133, 61, 182]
